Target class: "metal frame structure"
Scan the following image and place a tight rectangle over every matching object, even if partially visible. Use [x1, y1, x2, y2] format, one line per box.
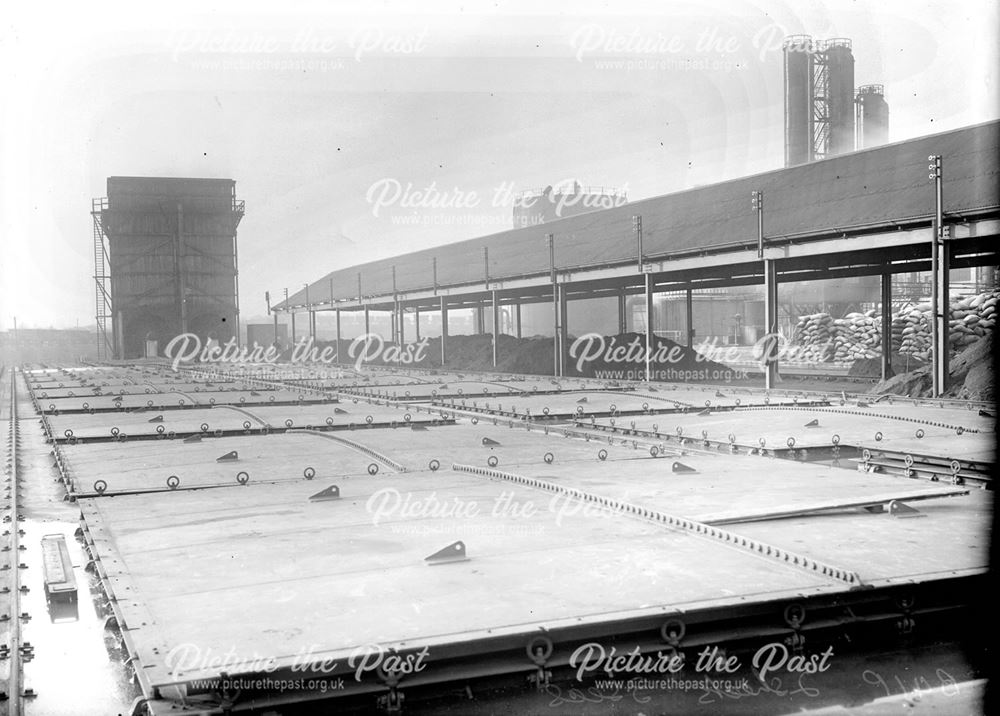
[92, 180, 245, 360]
[92, 198, 115, 360]
[274, 124, 998, 398]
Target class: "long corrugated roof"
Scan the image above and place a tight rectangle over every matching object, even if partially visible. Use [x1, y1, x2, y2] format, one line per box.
[277, 120, 999, 310]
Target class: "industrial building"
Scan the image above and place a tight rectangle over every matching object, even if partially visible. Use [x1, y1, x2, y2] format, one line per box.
[92, 177, 245, 361]
[0, 32, 995, 716]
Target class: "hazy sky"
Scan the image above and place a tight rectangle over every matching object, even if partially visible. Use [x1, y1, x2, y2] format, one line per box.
[1, 0, 996, 329]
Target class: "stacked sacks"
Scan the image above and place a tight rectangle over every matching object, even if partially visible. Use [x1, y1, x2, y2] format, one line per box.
[897, 289, 998, 359]
[898, 303, 932, 361]
[948, 290, 997, 350]
[790, 312, 836, 363]
[789, 289, 998, 364]
[831, 311, 882, 362]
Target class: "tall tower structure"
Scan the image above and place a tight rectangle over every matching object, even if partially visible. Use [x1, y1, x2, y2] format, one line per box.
[92, 177, 245, 359]
[783, 35, 814, 167]
[855, 84, 889, 149]
[783, 36, 859, 165]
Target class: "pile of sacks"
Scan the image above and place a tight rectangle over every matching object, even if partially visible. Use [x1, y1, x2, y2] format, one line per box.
[792, 310, 881, 363]
[791, 289, 998, 364]
[831, 311, 882, 361]
[790, 313, 836, 363]
[896, 290, 998, 359]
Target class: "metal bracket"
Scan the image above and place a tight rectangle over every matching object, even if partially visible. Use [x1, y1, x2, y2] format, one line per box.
[309, 485, 341, 502]
[888, 500, 924, 518]
[671, 461, 697, 473]
[425, 541, 469, 566]
[216, 451, 239, 462]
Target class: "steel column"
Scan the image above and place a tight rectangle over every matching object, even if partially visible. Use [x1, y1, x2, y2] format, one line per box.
[881, 273, 893, 380]
[414, 310, 420, 341]
[335, 307, 341, 358]
[644, 273, 653, 382]
[929, 155, 941, 395]
[763, 259, 779, 390]
[491, 290, 499, 368]
[515, 303, 522, 339]
[440, 297, 448, 366]
[685, 288, 694, 347]
[291, 312, 297, 345]
[937, 239, 951, 392]
[558, 287, 568, 377]
[549, 233, 558, 376]
[617, 290, 627, 335]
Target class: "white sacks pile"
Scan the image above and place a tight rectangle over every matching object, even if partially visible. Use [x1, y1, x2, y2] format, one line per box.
[832, 311, 882, 361]
[790, 313, 836, 362]
[790, 289, 998, 364]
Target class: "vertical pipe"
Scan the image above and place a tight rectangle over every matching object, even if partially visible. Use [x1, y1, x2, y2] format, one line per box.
[880, 272, 893, 381]
[685, 288, 694, 347]
[335, 307, 341, 361]
[644, 273, 653, 382]
[939, 240, 951, 392]
[516, 303, 522, 339]
[929, 154, 942, 396]
[634, 215, 643, 271]
[491, 290, 499, 367]
[305, 284, 311, 338]
[414, 309, 420, 341]
[764, 259, 779, 390]
[558, 288, 568, 377]
[233, 230, 241, 347]
[549, 233, 557, 377]
[272, 310, 279, 350]
[440, 296, 448, 366]
[291, 312, 297, 345]
[617, 290, 627, 335]
[475, 304, 485, 335]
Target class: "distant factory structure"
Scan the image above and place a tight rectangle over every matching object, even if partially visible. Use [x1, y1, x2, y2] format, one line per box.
[783, 36, 889, 166]
[92, 177, 245, 359]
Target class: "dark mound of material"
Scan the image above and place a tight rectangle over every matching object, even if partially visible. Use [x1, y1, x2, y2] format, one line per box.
[847, 353, 924, 378]
[868, 334, 993, 401]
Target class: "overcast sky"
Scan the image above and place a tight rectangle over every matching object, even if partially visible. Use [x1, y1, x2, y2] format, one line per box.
[1, 0, 996, 330]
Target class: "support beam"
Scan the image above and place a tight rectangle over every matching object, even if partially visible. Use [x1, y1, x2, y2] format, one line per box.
[474, 304, 485, 335]
[335, 307, 341, 358]
[880, 273, 893, 381]
[414, 309, 420, 341]
[491, 290, 499, 368]
[272, 310, 279, 350]
[558, 286, 568, 377]
[617, 290, 627, 335]
[515, 303, 522, 339]
[291, 312, 297, 345]
[685, 288, 694, 347]
[644, 273, 653, 382]
[552, 285, 560, 377]
[929, 154, 943, 396]
[440, 297, 448, 366]
[549, 233, 558, 377]
[763, 258, 779, 390]
[936, 238, 951, 392]
[363, 306, 370, 337]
